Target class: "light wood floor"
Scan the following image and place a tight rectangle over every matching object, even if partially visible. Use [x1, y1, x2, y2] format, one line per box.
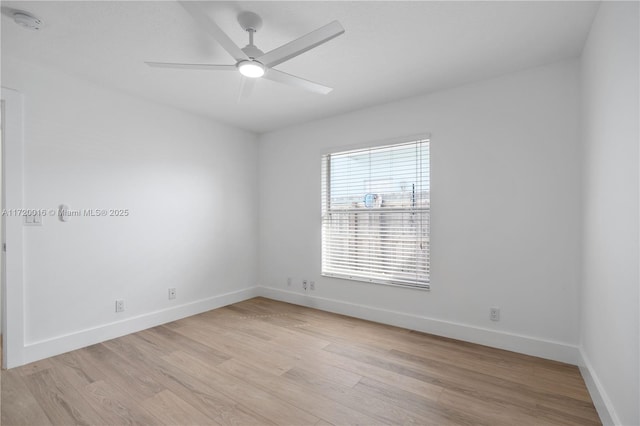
[1, 297, 601, 425]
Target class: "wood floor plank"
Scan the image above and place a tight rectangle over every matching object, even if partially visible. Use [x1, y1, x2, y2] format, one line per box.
[83, 380, 159, 425]
[386, 345, 599, 420]
[291, 360, 363, 388]
[0, 370, 52, 426]
[324, 337, 600, 423]
[143, 325, 231, 363]
[297, 345, 445, 399]
[128, 334, 279, 426]
[217, 357, 384, 425]
[356, 376, 496, 426]
[100, 331, 269, 426]
[15, 357, 55, 377]
[82, 343, 165, 402]
[172, 322, 297, 375]
[283, 363, 439, 425]
[21, 367, 106, 425]
[436, 388, 541, 426]
[47, 350, 105, 390]
[164, 350, 320, 425]
[323, 341, 584, 417]
[141, 389, 218, 426]
[1, 297, 601, 426]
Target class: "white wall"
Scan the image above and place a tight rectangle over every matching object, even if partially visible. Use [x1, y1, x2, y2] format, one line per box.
[258, 60, 583, 363]
[2, 56, 259, 364]
[580, 2, 640, 425]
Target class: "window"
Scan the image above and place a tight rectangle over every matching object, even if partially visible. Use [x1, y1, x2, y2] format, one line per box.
[321, 138, 430, 289]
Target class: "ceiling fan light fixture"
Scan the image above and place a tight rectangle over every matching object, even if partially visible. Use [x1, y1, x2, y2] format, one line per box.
[237, 60, 265, 78]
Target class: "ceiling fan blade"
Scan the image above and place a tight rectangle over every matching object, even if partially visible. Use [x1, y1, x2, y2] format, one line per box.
[258, 20, 345, 68]
[178, 1, 249, 62]
[263, 69, 332, 95]
[238, 77, 256, 102]
[146, 62, 236, 71]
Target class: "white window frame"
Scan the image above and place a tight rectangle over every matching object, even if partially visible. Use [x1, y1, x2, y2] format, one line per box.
[321, 136, 430, 290]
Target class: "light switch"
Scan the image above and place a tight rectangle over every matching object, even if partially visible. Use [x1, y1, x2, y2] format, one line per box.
[24, 215, 42, 226]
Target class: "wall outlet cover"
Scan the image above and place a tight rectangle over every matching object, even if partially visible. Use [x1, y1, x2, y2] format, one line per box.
[490, 307, 500, 321]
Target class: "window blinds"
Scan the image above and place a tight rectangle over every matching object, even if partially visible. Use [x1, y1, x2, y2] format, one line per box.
[321, 139, 430, 289]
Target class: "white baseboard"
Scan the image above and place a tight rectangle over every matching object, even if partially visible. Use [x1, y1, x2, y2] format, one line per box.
[258, 286, 580, 365]
[578, 349, 619, 426]
[22, 286, 260, 365]
[19, 285, 580, 369]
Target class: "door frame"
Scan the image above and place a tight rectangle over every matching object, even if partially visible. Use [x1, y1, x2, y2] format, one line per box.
[2, 87, 25, 369]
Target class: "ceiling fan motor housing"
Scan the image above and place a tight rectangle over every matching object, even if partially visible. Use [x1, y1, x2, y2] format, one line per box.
[238, 11, 263, 33]
[241, 44, 264, 59]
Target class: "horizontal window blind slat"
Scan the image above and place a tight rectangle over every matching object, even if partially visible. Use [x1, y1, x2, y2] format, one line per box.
[323, 258, 429, 269]
[323, 252, 430, 259]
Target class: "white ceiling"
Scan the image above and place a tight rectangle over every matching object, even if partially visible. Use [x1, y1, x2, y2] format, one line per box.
[1, 1, 598, 134]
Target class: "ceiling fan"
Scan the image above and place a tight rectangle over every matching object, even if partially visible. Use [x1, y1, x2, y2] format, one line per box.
[146, 1, 345, 98]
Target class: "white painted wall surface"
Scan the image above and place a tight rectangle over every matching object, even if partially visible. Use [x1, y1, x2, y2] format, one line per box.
[580, 2, 640, 425]
[2, 56, 259, 362]
[259, 60, 583, 362]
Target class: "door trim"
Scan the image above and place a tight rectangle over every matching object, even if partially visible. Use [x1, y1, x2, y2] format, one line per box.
[2, 87, 25, 368]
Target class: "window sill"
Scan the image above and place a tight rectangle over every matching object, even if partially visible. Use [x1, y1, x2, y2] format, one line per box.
[321, 272, 430, 291]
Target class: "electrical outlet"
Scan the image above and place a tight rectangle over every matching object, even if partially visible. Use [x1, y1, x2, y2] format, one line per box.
[490, 307, 500, 321]
[310, 281, 315, 291]
[115, 299, 125, 313]
[287, 277, 292, 287]
[168, 288, 176, 300]
[303, 279, 308, 290]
